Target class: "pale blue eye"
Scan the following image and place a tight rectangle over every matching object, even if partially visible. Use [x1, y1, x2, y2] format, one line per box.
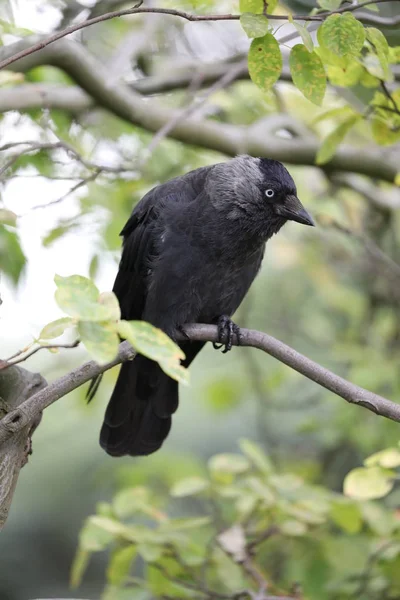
[265, 189, 274, 198]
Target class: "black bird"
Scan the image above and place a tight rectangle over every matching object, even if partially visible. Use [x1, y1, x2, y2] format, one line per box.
[99, 155, 314, 457]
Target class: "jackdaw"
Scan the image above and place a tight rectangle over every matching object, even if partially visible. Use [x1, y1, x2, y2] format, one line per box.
[98, 155, 314, 457]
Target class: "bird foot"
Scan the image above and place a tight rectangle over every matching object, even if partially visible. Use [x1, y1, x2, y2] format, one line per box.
[212, 315, 241, 354]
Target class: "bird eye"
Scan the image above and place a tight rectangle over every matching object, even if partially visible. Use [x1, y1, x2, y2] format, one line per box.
[265, 189, 275, 198]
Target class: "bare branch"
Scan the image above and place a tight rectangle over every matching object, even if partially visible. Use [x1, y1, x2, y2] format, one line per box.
[1, 324, 400, 449]
[0, 0, 398, 70]
[0, 39, 397, 183]
[3, 340, 80, 367]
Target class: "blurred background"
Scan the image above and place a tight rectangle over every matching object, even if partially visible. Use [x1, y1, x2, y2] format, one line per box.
[1, 0, 400, 599]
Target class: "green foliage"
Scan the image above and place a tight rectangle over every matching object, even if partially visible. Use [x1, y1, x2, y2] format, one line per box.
[74, 440, 400, 599]
[39, 274, 188, 379]
[239, 0, 278, 15]
[0, 225, 26, 283]
[344, 445, 400, 500]
[240, 13, 268, 38]
[318, 13, 366, 58]
[289, 45, 326, 106]
[316, 114, 361, 164]
[248, 33, 282, 92]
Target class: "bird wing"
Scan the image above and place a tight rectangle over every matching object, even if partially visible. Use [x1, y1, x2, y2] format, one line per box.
[113, 166, 211, 320]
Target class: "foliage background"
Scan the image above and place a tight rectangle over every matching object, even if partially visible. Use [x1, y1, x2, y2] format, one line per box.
[1, 0, 400, 598]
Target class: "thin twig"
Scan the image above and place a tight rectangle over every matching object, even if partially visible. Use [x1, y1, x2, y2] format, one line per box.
[30, 171, 99, 210]
[140, 60, 247, 167]
[0, 0, 398, 71]
[4, 340, 80, 367]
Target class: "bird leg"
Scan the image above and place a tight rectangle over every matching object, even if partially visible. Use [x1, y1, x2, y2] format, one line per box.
[213, 315, 241, 354]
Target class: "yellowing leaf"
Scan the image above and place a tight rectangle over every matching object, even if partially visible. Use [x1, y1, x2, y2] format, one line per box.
[117, 320, 188, 384]
[344, 466, 395, 499]
[316, 115, 360, 164]
[395, 173, 400, 186]
[54, 275, 120, 322]
[39, 317, 74, 340]
[98, 291, 121, 321]
[240, 13, 268, 38]
[318, 13, 366, 58]
[326, 60, 363, 87]
[78, 321, 119, 364]
[248, 33, 282, 92]
[364, 447, 400, 468]
[289, 44, 326, 106]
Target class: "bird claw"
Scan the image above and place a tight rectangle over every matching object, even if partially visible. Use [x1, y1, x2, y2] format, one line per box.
[214, 315, 241, 353]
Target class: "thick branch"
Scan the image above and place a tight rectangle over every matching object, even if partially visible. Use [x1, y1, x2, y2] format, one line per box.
[0, 0, 398, 70]
[0, 324, 399, 449]
[0, 366, 46, 529]
[0, 39, 397, 183]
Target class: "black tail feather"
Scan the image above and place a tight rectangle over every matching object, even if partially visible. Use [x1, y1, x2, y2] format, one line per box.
[100, 341, 204, 457]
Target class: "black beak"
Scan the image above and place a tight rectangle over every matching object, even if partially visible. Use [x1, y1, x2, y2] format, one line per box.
[275, 195, 315, 227]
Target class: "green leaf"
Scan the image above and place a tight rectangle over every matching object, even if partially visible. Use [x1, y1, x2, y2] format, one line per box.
[117, 320, 189, 384]
[326, 60, 363, 86]
[113, 486, 150, 519]
[289, 44, 326, 106]
[170, 476, 210, 497]
[54, 274, 112, 321]
[240, 13, 268, 38]
[248, 33, 282, 92]
[240, 0, 278, 15]
[292, 23, 314, 52]
[79, 516, 116, 552]
[208, 453, 250, 476]
[364, 447, 400, 468]
[98, 291, 121, 321]
[318, 0, 342, 8]
[371, 90, 400, 145]
[78, 321, 119, 364]
[366, 27, 391, 81]
[344, 466, 395, 499]
[316, 115, 360, 164]
[239, 438, 273, 474]
[0, 209, 17, 226]
[70, 548, 90, 589]
[0, 226, 26, 284]
[280, 519, 307, 536]
[318, 13, 366, 57]
[39, 317, 74, 340]
[107, 545, 137, 585]
[330, 500, 362, 533]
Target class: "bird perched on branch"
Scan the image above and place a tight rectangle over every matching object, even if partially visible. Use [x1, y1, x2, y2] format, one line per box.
[99, 155, 314, 457]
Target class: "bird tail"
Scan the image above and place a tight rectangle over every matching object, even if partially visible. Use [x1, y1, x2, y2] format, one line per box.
[100, 342, 204, 457]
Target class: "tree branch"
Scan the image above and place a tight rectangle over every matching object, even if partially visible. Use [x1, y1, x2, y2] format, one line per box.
[0, 366, 46, 530]
[0, 0, 398, 70]
[0, 39, 397, 183]
[1, 324, 400, 450]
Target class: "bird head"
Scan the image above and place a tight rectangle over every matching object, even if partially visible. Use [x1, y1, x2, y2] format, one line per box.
[257, 157, 314, 227]
[208, 155, 314, 240]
